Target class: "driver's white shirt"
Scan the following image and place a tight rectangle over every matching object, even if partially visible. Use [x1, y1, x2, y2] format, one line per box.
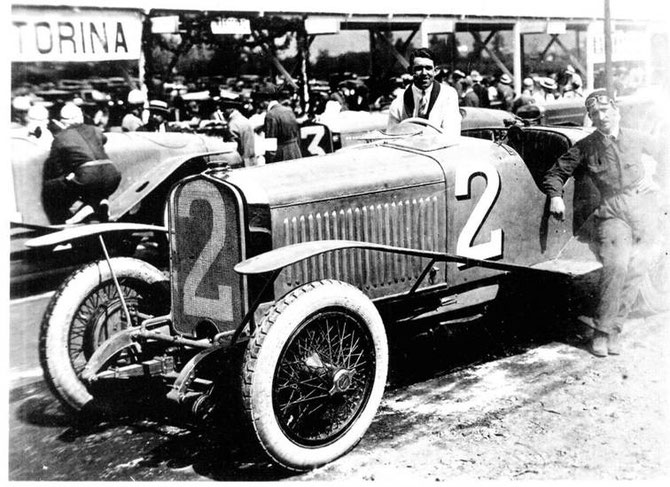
[387, 82, 461, 139]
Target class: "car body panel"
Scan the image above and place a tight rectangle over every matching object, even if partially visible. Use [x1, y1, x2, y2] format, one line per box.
[169, 126, 598, 337]
[10, 131, 235, 227]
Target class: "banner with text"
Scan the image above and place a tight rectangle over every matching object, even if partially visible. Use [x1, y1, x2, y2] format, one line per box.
[12, 7, 143, 62]
[589, 25, 649, 64]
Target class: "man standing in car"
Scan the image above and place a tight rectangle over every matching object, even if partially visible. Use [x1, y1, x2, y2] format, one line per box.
[387, 48, 461, 139]
[543, 89, 666, 357]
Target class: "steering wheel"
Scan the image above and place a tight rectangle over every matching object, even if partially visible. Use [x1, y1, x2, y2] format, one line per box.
[399, 117, 444, 134]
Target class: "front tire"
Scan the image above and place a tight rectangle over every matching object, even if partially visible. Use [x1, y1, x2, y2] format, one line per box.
[39, 257, 168, 413]
[241, 279, 388, 471]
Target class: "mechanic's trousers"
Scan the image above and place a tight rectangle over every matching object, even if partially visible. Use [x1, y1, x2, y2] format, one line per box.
[594, 189, 664, 334]
[70, 159, 121, 207]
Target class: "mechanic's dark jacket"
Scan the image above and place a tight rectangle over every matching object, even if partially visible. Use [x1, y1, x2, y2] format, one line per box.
[542, 128, 658, 199]
[42, 123, 109, 220]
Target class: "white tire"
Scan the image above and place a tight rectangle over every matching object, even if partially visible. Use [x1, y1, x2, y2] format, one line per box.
[39, 257, 168, 413]
[241, 279, 388, 471]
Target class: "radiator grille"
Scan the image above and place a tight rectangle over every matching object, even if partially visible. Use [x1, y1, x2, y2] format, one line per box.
[278, 196, 441, 295]
[169, 178, 244, 335]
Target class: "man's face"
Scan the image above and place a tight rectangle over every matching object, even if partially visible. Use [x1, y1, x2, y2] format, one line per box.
[588, 101, 620, 135]
[411, 56, 435, 90]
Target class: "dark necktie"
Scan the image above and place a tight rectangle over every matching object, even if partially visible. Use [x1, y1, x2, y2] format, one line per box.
[418, 90, 428, 118]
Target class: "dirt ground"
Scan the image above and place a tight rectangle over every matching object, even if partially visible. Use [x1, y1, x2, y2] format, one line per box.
[7, 311, 670, 481]
[301, 312, 670, 481]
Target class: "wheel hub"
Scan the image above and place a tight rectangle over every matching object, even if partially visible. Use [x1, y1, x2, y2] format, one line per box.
[330, 369, 354, 395]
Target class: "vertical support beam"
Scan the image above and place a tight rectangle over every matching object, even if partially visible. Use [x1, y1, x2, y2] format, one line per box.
[513, 21, 522, 95]
[420, 21, 429, 48]
[297, 29, 310, 115]
[369, 29, 375, 83]
[451, 30, 458, 72]
[586, 21, 598, 90]
[604, 0, 614, 97]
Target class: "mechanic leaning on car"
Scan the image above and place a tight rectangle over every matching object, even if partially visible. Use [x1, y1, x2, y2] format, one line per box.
[543, 89, 666, 357]
[387, 47, 461, 139]
[42, 102, 121, 225]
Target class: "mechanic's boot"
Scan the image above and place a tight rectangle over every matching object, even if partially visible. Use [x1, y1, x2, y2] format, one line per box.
[590, 330, 608, 357]
[97, 199, 109, 223]
[607, 331, 621, 355]
[65, 204, 94, 225]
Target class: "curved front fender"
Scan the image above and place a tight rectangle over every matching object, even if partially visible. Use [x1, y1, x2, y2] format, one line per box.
[234, 240, 452, 275]
[25, 222, 167, 249]
[233, 239, 576, 276]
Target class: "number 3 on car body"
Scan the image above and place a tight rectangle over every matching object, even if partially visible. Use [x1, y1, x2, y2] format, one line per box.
[455, 161, 503, 266]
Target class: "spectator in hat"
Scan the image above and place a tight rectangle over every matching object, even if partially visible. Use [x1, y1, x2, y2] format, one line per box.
[260, 85, 302, 163]
[536, 77, 558, 105]
[496, 73, 515, 112]
[220, 98, 257, 167]
[140, 100, 174, 132]
[451, 70, 466, 98]
[565, 65, 583, 93]
[42, 102, 121, 224]
[11, 95, 32, 128]
[387, 47, 461, 139]
[460, 77, 480, 107]
[470, 70, 490, 108]
[512, 77, 537, 113]
[122, 89, 146, 132]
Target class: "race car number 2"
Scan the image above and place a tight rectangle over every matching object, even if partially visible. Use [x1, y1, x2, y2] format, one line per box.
[176, 182, 234, 322]
[455, 161, 503, 266]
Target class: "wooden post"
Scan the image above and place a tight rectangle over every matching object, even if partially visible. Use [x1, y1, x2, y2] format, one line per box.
[513, 22, 522, 95]
[604, 0, 614, 96]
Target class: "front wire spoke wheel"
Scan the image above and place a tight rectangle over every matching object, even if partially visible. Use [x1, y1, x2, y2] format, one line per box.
[241, 279, 388, 471]
[273, 309, 374, 445]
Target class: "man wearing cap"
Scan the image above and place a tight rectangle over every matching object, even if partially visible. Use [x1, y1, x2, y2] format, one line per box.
[512, 77, 537, 113]
[536, 77, 558, 104]
[460, 77, 480, 107]
[496, 74, 515, 112]
[470, 70, 490, 109]
[140, 100, 175, 132]
[261, 87, 302, 163]
[122, 89, 146, 132]
[221, 99, 257, 167]
[543, 90, 666, 357]
[387, 48, 461, 139]
[42, 102, 121, 224]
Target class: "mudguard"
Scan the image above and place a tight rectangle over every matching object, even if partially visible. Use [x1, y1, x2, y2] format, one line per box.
[24, 222, 167, 249]
[234, 239, 601, 277]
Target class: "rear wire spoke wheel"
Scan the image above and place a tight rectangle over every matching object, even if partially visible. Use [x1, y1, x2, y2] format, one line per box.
[241, 280, 388, 471]
[39, 257, 168, 414]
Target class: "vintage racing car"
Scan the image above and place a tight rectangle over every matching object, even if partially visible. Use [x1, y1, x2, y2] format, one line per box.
[10, 130, 237, 291]
[33, 118, 614, 471]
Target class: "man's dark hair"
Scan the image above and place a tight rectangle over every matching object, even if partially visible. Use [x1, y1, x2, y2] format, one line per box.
[409, 48, 435, 67]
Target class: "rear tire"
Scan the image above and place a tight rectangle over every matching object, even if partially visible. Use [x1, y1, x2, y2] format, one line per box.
[39, 257, 168, 413]
[241, 279, 388, 471]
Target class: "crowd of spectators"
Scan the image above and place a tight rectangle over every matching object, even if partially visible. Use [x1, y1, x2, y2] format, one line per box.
[11, 62, 647, 150]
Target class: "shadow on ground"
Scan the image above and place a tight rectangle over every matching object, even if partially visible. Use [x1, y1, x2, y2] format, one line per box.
[10, 278, 593, 481]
